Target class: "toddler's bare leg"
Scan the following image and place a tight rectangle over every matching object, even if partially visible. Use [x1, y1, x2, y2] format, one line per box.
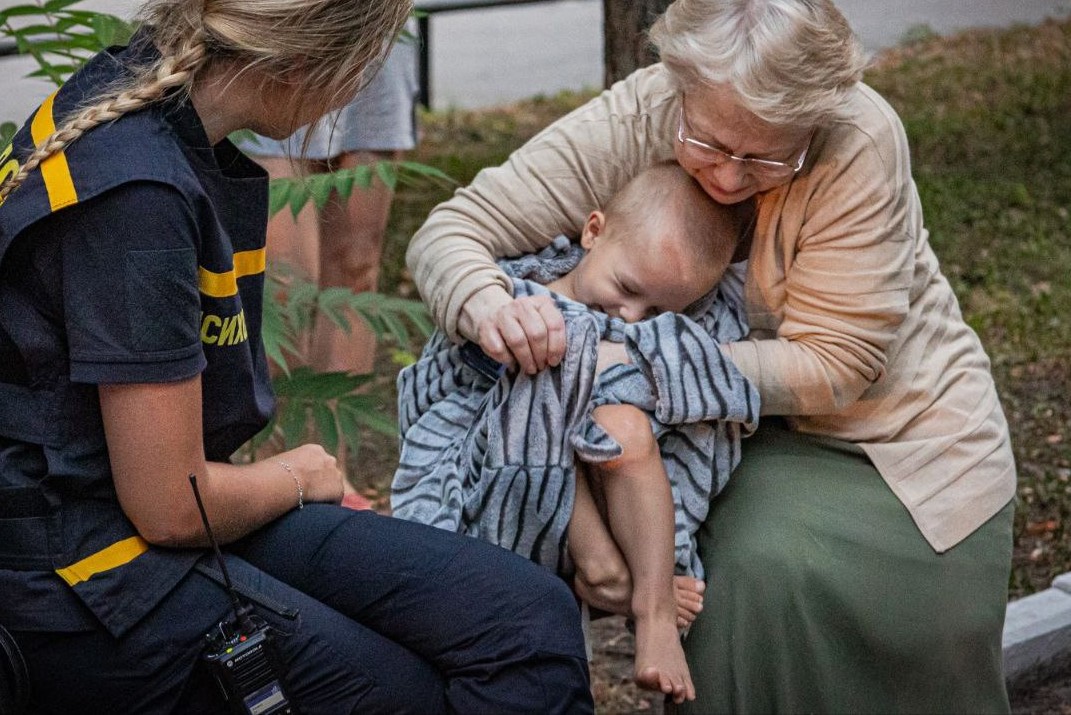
[591, 404, 695, 704]
[569, 467, 705, 629]
[568, 465, 631, 615]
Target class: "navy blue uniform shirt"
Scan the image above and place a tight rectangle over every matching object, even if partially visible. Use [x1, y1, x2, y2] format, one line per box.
[0, 34, 273, 636]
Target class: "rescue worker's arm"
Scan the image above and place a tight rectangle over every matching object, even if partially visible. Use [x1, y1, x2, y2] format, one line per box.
[99, 376, 344, 547]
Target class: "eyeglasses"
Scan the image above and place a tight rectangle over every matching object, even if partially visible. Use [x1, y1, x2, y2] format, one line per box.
[676, 104, 810, 182]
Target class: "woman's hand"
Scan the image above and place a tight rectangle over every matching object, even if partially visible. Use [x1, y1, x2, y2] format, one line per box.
[271, 444, 344, 506]
[464, 288, 567, 374]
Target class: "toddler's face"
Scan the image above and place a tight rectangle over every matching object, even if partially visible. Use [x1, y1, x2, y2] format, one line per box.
[569, 219, 715, 323]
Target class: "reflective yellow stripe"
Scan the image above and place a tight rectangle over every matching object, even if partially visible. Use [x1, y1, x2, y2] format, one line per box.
[29, 92, 79, 211]
[55, 536, 149, 586]
[198, 248, 267, 298]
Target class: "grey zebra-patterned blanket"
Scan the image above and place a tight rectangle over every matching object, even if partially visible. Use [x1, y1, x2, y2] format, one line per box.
[391, 237, 759, 578]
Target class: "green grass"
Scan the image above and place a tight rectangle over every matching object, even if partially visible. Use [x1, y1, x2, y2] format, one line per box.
[373, 18, 1071, 599]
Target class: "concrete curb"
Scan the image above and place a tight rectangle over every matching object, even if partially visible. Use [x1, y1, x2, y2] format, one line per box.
[1004, 572, 1071, 688]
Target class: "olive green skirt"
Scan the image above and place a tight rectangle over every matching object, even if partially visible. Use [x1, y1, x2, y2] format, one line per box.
[676, 421, 1014, 715]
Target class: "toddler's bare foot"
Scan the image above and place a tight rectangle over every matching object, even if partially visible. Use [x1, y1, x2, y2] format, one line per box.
[633, 615, 696, 704]
[674, 575, 705, 629]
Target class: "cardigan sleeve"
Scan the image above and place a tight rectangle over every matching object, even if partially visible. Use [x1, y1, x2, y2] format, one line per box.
[405, 64, 680, 341]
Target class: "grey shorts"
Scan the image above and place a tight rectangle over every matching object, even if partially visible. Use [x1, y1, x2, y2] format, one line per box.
[239, 30, 419, 159]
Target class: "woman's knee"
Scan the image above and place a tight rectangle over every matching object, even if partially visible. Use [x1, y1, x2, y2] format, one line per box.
[477, 549, 587, 658]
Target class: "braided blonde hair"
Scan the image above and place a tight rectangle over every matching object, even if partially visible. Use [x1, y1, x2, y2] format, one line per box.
[0, 0, 412, 203]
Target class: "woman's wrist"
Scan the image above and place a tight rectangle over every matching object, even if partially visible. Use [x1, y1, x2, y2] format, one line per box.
[458, 284, 514, 342]
[277, 460, 303, 510]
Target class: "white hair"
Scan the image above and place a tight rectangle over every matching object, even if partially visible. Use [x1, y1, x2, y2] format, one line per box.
[649, 0, 870, 127]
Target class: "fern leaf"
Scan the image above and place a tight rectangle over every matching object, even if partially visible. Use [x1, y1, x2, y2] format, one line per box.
[374, 161, 398, 190]
[306, 172, 336, 211]
[338, 396, 398, 437]
[268, 179, 290, 218]
[311, 402, 339, 456]
[278, 400, 308, 450]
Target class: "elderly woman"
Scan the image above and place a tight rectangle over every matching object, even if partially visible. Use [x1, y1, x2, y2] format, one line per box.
[406, 0, 1017, 712]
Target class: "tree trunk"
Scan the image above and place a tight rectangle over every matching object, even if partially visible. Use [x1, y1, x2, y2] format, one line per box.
[602, 0, 673, 87]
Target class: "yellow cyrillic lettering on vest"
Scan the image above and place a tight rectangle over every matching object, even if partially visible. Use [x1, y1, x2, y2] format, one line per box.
[200, 314, 222, 344]
[200, 310, 247, 346]
[218, 314, 238, 345]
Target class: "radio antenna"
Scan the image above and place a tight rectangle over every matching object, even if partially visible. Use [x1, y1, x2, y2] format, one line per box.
[188, 473, 253, 631]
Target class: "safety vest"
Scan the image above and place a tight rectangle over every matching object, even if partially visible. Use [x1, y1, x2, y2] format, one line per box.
[0, 36, 273, 636]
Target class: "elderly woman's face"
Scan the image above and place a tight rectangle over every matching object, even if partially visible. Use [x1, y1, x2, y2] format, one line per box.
[673, 82, 814, 205]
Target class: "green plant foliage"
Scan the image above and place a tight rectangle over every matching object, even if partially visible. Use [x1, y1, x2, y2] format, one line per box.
[0, 1, 134, 86]
[268, 161, 455, 218]
[316, 287, 435, 344]
[255, 271, 433, 455]
[0, 122, 15, 148]
[264, 368, 376, 453]
[899, 23, 939, 47]
[261, 270, 432, 376]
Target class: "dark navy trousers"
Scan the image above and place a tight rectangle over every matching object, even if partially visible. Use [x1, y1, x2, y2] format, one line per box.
[13, 505, 594, 714]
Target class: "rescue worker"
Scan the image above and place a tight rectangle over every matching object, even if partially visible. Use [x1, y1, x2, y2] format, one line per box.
[0, 1, 594, 712]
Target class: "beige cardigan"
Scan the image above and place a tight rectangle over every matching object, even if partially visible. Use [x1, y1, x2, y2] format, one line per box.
[407, 63, 1016, 552]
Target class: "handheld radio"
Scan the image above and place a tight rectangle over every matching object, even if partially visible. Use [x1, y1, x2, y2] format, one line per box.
[189, 474, 297, 715]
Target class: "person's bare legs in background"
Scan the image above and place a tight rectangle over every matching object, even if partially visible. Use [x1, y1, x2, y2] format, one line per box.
[257, 150, 398, 374]
[312, 149, 398, 374]
[252, 150, 399, 498]
[243, 26, 418, 374]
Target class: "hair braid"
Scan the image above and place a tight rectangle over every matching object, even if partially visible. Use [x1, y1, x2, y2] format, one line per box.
[3, 0, 415, 202]
[0, 30, 208, 203]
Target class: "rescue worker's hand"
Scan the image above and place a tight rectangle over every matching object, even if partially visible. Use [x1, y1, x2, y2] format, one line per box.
[274, 443, 344, 506]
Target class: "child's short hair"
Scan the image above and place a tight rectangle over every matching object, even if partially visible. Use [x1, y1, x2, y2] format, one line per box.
[602, 161, 743, 281]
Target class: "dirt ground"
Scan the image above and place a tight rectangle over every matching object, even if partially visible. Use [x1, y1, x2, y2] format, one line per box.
[1011, 665, 1071, 715]
[586, 618, 1071, 715]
